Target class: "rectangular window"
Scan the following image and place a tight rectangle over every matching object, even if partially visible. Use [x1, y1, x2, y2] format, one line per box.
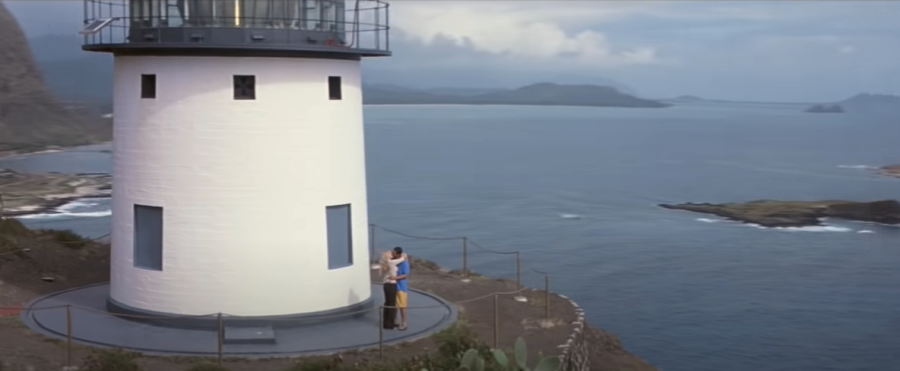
[328, 76, 342, 100]
[326, 204, 352, 269]
[233, 75, 256, 100]
[141, 74, 157, 99]
[134, 205, 164, 270]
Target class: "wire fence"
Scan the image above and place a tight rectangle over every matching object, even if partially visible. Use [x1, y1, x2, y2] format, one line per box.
[1, 224, 559, 366]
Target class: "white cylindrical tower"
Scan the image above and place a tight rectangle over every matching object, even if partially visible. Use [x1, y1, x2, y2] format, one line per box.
[81, 0, 391, 319]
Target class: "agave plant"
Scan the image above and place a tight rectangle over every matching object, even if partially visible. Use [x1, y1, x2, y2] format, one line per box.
[421, 337, 560, 371]
[458, 348, 486, 371]
[492, 337, 560, 371]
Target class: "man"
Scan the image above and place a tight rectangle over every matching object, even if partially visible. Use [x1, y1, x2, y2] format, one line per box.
[390, 246, 410, 331]
[379, 250, 406, 330]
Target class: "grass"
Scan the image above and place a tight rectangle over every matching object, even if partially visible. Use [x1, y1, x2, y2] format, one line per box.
[0, 219, 30, 238]
[0, 316, 25, 329]
[36, 229, 90, 250]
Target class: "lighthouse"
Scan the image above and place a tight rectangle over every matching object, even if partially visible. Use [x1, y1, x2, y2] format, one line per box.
[81, 0, 390, 320]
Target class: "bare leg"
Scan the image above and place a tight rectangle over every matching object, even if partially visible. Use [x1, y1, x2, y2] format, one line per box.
[400, 308, 407, 329]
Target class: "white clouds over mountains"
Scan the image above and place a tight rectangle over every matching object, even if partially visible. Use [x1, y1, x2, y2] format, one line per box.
[391, 1, 660, 67]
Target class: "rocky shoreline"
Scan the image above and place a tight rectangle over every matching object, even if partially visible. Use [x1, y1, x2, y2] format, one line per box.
[660, 200, 900, 228]
[0, 168, 111, 217]
[880, 165, 900, 178]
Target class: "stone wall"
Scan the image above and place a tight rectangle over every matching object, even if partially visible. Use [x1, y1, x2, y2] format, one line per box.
[556, 294, 589, 371]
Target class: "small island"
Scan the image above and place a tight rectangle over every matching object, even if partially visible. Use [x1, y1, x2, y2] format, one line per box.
[660, 200, 900, 228]
[880, 165, 900, 178]
[804, 104, 844, 113]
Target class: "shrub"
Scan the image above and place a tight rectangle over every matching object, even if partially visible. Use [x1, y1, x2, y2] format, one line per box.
[281, 359, 339, 371]
[0, 219, 29, 237]
[39, 229, 89, 249]
[80, 349, 143, 371]
[186, 362, 233, 371]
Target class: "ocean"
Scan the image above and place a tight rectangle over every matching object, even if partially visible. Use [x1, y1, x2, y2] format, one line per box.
[2, 103, 898, 371]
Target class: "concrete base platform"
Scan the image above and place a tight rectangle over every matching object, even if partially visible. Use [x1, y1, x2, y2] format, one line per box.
[21, 283, 457, 357]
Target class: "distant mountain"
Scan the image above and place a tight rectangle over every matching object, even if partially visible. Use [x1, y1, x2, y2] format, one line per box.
[0, 3, 110, 155]
[838, 93, 900, 113]
[363, 83, 668, 108]
[804, 93, 900, 114]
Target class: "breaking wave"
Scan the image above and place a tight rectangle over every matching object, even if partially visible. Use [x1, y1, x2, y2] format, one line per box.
[15, 199, 112, 220]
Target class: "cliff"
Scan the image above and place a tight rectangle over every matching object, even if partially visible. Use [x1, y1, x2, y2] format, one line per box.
[0, 3, 110, 156]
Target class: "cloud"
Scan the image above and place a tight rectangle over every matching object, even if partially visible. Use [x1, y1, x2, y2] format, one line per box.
[389, 1, 660, 67]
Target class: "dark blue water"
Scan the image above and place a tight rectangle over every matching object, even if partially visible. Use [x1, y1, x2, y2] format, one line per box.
[3, 103, 899, 371]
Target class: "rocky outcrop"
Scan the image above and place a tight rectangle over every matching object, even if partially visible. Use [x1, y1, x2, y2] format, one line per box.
[880, 165, 900, 178]
[0, 3, 110, 155]
[660, 200, 900, 228]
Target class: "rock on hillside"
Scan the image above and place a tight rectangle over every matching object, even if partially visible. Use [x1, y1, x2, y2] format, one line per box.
[0, 3, 110, 155]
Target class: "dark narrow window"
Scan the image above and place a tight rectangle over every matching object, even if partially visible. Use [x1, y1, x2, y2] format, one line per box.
[326, 204, 352, 269]
[134, 205, 163, 271]
[234, 75, 256, 100]
[328, 76, 342, 100]
[141, 74, 156, 99]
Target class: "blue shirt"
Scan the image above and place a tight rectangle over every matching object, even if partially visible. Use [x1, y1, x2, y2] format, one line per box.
[396, 260, 410, 292]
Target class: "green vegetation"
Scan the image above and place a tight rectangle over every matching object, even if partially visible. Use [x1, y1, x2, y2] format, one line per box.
[0, 218, 30, 237]
[38, 228, 91, 249]
[185, 363, 233, 371]
[79, 349, 142, 371]
[0, 218, 30, 254]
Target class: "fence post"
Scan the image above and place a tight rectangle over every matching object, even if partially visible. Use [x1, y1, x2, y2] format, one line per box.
[544, 274, 550, 320]
[217, 313, 224, 365]
[66, 305, 73, 367]
[462, 237, 469, 278]
[493, 294, 499, 349]
[369, 224, 376, 265]
[378, 306, 384, 358]
[515, 252, 521, 289]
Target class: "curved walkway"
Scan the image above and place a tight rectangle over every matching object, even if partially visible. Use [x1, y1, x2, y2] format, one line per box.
[21, 283, 456, 357]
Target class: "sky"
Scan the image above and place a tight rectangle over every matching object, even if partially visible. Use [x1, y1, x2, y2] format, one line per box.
[5, 0, 900, 102]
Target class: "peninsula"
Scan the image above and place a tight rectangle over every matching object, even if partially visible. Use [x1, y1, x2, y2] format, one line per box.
[660, 200, 900, 228]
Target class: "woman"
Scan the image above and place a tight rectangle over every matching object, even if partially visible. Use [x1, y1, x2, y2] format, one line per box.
[379, 250, 406, 329]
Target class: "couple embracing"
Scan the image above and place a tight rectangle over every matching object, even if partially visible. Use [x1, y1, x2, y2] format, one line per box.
[380, 246, 409, 331]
